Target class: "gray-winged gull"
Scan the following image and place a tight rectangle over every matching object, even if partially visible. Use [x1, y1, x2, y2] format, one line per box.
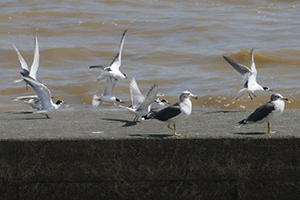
[143, 91, 198, 136]
[238, 93, 288, 134]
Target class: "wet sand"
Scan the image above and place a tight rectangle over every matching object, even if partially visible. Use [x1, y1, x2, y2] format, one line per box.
[0, 108, 299, 140]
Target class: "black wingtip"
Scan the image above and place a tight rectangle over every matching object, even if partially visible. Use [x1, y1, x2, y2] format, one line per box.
[223, 55, 230, 61]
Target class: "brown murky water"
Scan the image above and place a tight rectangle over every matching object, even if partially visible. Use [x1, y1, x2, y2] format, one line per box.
[0, 1, 299, 112]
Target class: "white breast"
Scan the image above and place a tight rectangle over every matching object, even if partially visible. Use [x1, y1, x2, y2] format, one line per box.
[263, 100, 285, 122]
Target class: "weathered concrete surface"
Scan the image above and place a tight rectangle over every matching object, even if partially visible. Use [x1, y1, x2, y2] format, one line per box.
[0, 108, 300, 199]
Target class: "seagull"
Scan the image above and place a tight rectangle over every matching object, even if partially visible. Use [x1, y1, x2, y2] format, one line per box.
[17, 72, 65, 118]
[238, 93, 288, 134]
[142, 91, 198, 136]
[92, 77, 124, 107]
[13, 36, 40, 83]
[90, 30, 128, 81]
[119, 77, 158, 122]
[223, 48, 272, 100]
[13, 95, 41, 110]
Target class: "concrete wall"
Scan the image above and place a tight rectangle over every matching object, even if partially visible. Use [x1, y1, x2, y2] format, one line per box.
[1, 138, 300, 200]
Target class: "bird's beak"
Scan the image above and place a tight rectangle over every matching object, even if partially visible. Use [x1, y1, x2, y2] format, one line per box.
[281, 97, 289, 101]
[269, 89, 273, 91]
[191, 94, 198, 100]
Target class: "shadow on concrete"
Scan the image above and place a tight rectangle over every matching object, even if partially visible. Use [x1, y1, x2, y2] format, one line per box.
[129, 134, 173, 138]
[102, 118, 138, 127]
[203, 110, 246, 114]
[233, 132, 266, 135]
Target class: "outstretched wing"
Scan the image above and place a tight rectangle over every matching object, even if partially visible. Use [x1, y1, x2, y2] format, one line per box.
[12, 43, 29, 74]
[13, 95, 38, 101]
[223, 56, 251, 77]
[103, 77, 117, 96]
[250, 48, 257, 74]
[21, 74, 53, 110]
[110, 29, 127, 70]
[130, 77, 144, 109]
[137, 84, 158, 111]
[29, 36, 39, 80]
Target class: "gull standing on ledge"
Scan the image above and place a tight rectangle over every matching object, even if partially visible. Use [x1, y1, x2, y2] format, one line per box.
[92, 77, 124, 107]
[238, 93, 288, 134]
[223, 48, 272, 100]
[90, 30, 128, 81]
[119, 77, 158, 122]
[17, 72, 65, 119]
[143, 91, 198, 136]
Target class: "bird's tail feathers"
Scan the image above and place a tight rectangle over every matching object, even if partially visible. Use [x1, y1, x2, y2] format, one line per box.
[13, 79, 23, 84]
[237, 119, 247, 128]
[92, 93, 101, 108]
[235, 88, 247, 101]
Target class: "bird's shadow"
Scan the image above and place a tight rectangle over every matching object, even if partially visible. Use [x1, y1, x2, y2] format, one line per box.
[101, 118, 138, 127]
[233, 132, 266, 135]
[129, 134, 173, 138]
[14, 117, 49, 120]
[203, 110, 246, 114]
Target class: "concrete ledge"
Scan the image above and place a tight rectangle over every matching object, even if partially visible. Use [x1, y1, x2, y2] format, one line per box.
[0, 109, 299, 199]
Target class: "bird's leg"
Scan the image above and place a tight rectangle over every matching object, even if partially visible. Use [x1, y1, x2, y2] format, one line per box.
[110, 78, 114, 84]
[267, 122, 276, 134]
[253, 93, 257, 97]
[249, 94, 253, 100]
[46, 115, 51, 119]
[134, 116, 139, 122]
[173, 123, 181, 136]
[167, 123, 173, 130]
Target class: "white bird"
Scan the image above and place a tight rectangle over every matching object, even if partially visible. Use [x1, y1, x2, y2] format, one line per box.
[223, 48, 272, 100]
[90, 30, 128, 81]
[238, 93, 288, 134]
[119, 77, 158, 122]
[13, 95, 41, 110]
[18, 73, 65, 118]
[92, 77, 124, 107]
[143, 91, 198, 136]
[13, 36, 40, 83]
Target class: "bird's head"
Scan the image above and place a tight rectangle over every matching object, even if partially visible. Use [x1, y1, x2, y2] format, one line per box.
[270, 93, 288, 101]
[55, 100, 66, 106]
[160, 99, 169, 104]
[263, 86, 273, 91]
[180, 91, 198, 101]
[116, 98, 124, 103]
[123, 73, 128, 79]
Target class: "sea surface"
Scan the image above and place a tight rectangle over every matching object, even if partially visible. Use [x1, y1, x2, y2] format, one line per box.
[0, 0, 299, 112]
